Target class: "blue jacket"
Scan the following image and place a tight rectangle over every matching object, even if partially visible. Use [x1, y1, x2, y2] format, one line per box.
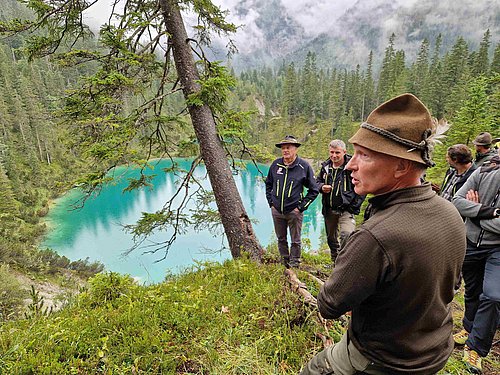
[316, 155, 366, 215]
[265, 156, 319, 214]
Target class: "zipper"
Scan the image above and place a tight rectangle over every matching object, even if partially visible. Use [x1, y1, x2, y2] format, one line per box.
[276, 180, 280, 197]
[281, 167, 289, 212]
[288, 180, 294, 197]
[330, 169, 338, 206]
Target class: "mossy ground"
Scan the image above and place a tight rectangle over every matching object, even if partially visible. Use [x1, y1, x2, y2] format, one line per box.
[0, 251, 498, 374]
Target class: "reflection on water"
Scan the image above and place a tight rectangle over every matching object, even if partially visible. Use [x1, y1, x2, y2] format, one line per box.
[43, 159, 324, 283]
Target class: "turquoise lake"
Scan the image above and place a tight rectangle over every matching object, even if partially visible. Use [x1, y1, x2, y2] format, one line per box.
[43, 159, 324, 283]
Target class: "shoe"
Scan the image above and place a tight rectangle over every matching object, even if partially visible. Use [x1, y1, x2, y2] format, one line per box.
[453, 329, 468, 345]
[463, 345, 482, 374]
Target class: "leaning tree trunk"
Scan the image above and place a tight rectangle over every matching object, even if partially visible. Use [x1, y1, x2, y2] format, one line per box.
[160, 0, 263, 261]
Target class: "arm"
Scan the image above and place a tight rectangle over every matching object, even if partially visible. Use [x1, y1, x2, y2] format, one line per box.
[480, 217, 500, 235]
[452, 169, 482, 218]
[315, 164, 326, 192]
[318, 229, 391, 319]
[265, 165, 274, 207]
[463, 189, 500, 234]
[297, 164, 320, 212]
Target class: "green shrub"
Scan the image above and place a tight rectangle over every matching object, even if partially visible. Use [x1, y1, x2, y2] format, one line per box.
[0, 264, 25, 321]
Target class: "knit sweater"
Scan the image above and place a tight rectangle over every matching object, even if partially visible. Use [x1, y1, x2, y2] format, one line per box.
[318, 183, 466, 374]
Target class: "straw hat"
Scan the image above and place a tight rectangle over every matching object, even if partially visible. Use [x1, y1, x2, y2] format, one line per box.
[349, 93, 435, 166]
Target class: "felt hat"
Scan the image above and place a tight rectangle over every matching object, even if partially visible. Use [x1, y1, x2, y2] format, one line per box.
[472, 132, 492, 146]
[275, 135, 301, 148]
[349, 93, 435, 166]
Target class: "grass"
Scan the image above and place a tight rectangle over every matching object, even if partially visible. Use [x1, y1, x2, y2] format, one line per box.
[0, 253, 498, 374]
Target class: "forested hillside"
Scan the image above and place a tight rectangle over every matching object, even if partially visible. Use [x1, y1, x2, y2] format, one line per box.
[0, 0, 104, 320]
[237, 30, 499, 180]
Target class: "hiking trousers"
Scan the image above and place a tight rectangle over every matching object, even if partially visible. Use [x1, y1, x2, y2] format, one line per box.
[462, 244, 500, 357]
[300, 332, 390, 375]
[324, 209, 355, 261]
[271, 206, 303, 267]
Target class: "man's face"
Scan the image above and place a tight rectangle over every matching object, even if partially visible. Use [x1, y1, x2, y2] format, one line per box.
[446, 153, 457, 169]
[281, 144, 298, 160]
[346, 144, 400, 196]
[329, 146, 346, 165]
[475, 144, 489, 154]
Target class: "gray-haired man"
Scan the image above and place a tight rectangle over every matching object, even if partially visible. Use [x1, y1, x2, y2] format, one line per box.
[265, 135, 319, 268]
[316, 140, 365, 262]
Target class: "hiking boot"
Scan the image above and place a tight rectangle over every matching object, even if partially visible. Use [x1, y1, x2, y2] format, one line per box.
[453, 329, 469, 345]
[463, 345, 482, 374]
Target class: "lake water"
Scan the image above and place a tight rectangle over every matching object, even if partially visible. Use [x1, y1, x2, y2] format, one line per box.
[43, 158, 324, 283]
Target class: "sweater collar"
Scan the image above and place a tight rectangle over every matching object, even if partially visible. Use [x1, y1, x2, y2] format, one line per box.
[368, 182, 435, 209]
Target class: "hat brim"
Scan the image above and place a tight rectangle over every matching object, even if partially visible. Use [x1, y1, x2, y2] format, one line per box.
[275, 142, 301, 148]
[472, 141, 491, 146]
[349, 128, 427, 165]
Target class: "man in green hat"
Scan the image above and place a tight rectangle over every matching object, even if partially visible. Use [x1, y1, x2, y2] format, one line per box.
[265, 135, 319, 268]
[473, 132, 497, 167]
[300, 94, 466, 374]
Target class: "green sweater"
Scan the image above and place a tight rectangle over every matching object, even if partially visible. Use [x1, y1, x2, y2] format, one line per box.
[318, 183, 466, 374]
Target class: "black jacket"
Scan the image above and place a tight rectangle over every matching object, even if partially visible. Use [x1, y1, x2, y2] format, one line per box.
[439, 164, 477, 202]
[265, 156, 319, 214]
[316, 155, 365, 215]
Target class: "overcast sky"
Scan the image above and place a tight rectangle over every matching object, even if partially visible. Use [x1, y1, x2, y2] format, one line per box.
[83, 0, 497, 57]
[84, 0, 358, 42]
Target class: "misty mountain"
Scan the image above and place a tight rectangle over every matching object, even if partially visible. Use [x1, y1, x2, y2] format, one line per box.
[226, 0, 500, 71]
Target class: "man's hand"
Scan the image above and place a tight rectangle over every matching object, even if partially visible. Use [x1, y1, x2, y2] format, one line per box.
[322, 184, 332, 193]
[466, 189, 480, 203]
[293, 208, 300, 213]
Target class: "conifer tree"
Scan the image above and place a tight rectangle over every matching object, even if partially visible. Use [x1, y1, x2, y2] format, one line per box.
[411, 39, 430, 102]
[282, 62, 298, 120]
[491, 43, 500, 75]
[428, 34, 446, 118]
[377, 33, 396, 102]
[447, 76, 492, 146]
[473, 29, 491, 76]
[362, 51, 376, 120]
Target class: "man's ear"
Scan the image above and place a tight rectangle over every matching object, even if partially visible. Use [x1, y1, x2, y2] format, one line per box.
[394, 159, 413, 178]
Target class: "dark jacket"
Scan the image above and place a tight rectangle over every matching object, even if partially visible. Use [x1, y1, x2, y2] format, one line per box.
[475, 148, 497, 167]
[318, 184, 466, 374]
[265, 156, 319, 214]
[439, 163, 477, 202]
[316, 155, 365, 215]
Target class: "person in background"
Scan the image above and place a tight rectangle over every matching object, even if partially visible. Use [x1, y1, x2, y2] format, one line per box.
[473, 132, 497, 167]
[438, 144, 476, 203]
[300, 94, 465, 374]
[316, 140, 365, 262]
[265, 135, 319, 268]
[452, 154, 500, 373]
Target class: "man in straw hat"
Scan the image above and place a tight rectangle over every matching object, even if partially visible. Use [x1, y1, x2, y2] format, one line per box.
[300, 94, 466, 374]
[265, 135, 319, 268]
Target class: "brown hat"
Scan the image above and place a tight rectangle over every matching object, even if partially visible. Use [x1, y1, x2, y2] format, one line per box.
[349, 93, 435, 166]
[275, 135, 301, 148]
[472, 132, 492, 146]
